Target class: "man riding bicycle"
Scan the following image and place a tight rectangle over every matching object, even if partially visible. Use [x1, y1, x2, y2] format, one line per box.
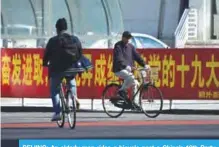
[113, 31, 150, 108]
[43, 18, 83, 121]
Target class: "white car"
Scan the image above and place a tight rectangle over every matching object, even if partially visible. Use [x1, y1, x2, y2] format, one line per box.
[89, 33, 169, 49]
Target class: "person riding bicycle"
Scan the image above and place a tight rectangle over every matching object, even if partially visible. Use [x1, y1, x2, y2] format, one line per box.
[113, 31, 150, 108]
[43, 18, 91, 121]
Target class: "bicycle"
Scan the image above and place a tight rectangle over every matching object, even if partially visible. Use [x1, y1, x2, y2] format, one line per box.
[102, 66, 163, 118]
[56, 76, 76, 129]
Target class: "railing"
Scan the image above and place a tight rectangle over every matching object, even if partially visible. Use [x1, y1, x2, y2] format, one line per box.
[0, 33, 122, 48]
[175, 8, 198, 48]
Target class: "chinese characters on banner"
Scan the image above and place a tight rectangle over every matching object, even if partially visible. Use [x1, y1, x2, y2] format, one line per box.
[1, 48, 219, 100]
[1, 49, 49, 98]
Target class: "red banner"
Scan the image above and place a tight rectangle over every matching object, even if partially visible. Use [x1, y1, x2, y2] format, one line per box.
[1, 48, 219, 100]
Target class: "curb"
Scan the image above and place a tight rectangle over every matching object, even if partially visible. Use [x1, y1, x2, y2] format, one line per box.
[1, 106, 219, 115]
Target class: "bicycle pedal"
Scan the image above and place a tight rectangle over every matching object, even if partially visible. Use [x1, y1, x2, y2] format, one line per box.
[110, 97, 125, 103]
[121, 102, 132, 109]
[131, 104, 141, 111]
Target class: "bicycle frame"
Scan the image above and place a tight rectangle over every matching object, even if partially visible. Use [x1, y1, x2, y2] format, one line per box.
[120, 68, 155, 103]
[60, 77, 74, 108]
[58, 76, 77, 129]
[131, 83, 145, 102]
[102, 67, 163, 118]
[61, 76, 74, 93]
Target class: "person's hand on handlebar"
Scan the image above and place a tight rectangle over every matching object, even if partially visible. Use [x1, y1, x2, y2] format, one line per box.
[144, 64, 151, 70]
[125, 65, 132, 72]
[126, 65, 150, 72]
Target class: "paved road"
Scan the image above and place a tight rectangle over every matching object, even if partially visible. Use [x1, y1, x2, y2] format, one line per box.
[1, 112, 219, 139]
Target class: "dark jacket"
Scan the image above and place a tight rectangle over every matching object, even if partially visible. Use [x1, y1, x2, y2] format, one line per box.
[43, 32, 92, 77]
[113, 41, 145, 73]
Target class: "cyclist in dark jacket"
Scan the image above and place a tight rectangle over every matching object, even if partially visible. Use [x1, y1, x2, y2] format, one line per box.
[113, 31, 150, 107]
[43, 18, 92, 121]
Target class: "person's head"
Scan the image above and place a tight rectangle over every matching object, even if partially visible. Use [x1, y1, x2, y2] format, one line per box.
[55, 18, 67, 34]
[122, 31, 132, 44]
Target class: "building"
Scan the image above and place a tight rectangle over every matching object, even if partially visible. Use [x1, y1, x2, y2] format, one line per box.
[120, 0, 219, 47]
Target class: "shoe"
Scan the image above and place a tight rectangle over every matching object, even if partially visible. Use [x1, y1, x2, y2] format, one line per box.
[109, 97, 119, 104]
[118, 90, 128, 100]
[51, 113, 61, 121]
[118, 90, 130, 104]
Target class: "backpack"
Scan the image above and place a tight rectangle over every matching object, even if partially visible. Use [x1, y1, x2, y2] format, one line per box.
[58, 33, 81, 64]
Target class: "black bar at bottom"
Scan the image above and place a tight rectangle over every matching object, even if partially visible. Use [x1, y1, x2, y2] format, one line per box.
[1, 139, 19, 147]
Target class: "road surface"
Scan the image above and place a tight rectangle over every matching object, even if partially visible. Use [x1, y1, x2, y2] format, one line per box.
[1, 112, 219, 139]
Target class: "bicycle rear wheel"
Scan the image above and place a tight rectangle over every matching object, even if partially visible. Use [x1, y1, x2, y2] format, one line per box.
[66, 90, 76, 129]
[140, 84, 163, 118]
[102, 83, 125, 118]
[56, 94, 65, 128]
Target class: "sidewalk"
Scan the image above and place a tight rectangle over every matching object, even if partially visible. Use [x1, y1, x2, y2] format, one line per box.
[1, 98, 219, 114]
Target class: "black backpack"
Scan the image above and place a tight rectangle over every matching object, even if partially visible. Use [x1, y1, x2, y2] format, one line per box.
[58, 33, 81, 64]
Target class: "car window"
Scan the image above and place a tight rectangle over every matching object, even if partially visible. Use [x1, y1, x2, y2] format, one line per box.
[130, 37, 137, 48]
[135, 36, 165, 48]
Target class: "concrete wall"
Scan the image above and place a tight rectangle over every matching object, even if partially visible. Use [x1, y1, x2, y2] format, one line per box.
[161, 0, 181, 38]
[160, 0, 181, 46]
[119, 0, 161, 36]
[119, 0, 181, 46]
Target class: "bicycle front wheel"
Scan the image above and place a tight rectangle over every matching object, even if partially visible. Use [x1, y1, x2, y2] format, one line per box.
[140, 84, 163, 118]
[66, 90, 76, 129]
[56, 94, 65, 128]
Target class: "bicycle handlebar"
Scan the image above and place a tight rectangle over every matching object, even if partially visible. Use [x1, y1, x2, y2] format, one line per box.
[132, 67, 151, 72]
